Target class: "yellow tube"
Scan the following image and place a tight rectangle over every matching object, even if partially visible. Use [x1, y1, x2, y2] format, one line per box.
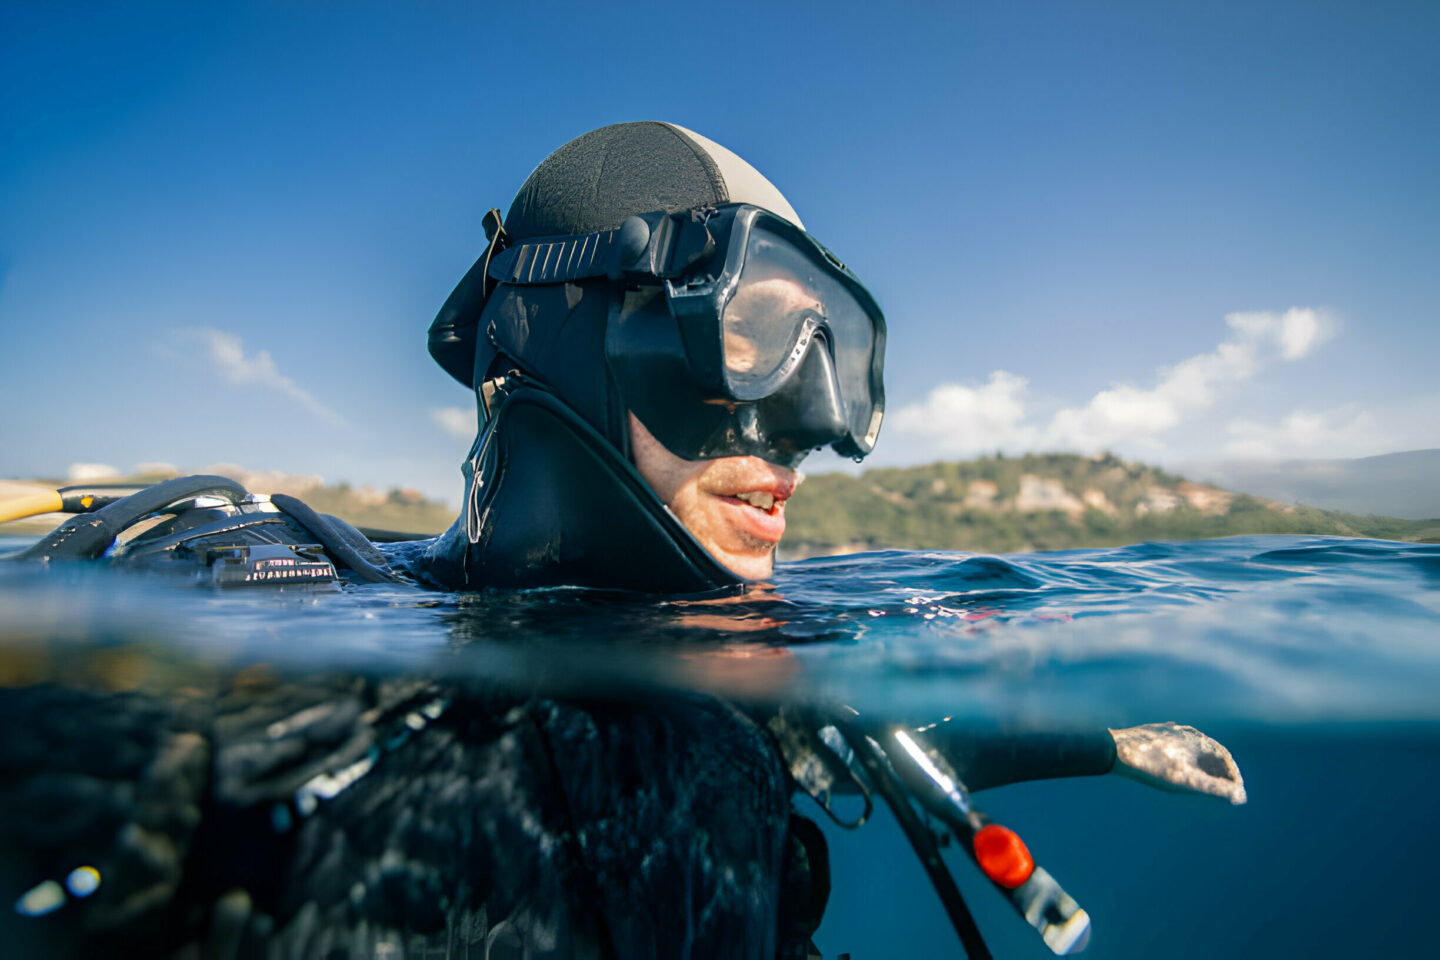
[0, 490, 64, 524]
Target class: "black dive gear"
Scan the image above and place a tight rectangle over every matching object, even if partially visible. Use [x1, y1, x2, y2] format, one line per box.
[16, 474, 251, 562]
[773, 710, 1095, 958]
[861, 722, 1093, 956]
[12, 475, 401, 586]
[769, 709, 1248, 958]
[487, 203, 886, 466]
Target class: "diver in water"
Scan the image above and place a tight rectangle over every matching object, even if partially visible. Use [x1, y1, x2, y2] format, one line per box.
[408, 120, 879, 594]
[3, 123, 1245, 959]
[406, 120, 883, 957]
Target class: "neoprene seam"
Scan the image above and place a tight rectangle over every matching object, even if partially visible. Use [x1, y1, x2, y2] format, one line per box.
[658, 122, 729, 205]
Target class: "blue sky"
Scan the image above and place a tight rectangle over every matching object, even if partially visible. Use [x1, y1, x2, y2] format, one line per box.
[2, 0, 1436, 503]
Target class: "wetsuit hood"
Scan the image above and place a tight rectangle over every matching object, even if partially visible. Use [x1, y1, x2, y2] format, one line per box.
[419, 382, 738, 594]
[422, 122, 817, 594]
[428, 121, 804, 396]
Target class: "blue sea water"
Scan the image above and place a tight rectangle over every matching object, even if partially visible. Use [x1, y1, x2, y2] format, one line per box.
[2, 533, 1438, 957]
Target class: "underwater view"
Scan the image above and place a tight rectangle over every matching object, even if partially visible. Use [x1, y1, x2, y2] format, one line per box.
[3, 532, 1436, 957]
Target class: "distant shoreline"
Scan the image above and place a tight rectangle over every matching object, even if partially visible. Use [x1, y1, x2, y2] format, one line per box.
[7, 455, 1436, 557]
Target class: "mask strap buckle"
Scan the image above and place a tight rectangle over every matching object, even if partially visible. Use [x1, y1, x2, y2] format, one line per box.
[478, 373, 507, 421]
[480, 208, 508, 302]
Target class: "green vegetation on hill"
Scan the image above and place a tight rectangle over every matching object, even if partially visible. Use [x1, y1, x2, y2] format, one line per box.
[783, 453, 1438, 557]
[8, 454, 1435, 553]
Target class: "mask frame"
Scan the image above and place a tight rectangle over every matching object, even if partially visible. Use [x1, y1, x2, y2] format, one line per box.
[484, 203, 886, 464]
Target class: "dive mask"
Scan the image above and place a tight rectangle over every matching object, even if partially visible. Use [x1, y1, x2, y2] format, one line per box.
[486, 203, 886, 467]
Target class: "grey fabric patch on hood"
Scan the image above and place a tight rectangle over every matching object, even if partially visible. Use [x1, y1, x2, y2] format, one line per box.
[504, 121, 801, 240]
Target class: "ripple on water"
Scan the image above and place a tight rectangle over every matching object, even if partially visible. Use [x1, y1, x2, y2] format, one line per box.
[1, 534, 1437, 727]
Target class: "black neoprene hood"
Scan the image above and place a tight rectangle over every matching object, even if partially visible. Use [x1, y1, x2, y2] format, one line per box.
[504, 121, 806, 240]
[419, 122, 822, 593]
[427, 121, 806, 397]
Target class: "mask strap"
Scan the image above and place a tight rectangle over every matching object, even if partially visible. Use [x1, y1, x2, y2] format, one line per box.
[479, 208, 508, 301]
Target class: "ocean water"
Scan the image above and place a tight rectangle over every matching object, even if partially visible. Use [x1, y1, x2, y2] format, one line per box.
[1, 533, 1437, 957]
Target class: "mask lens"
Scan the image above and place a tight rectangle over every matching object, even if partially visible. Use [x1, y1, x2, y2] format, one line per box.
[723, 222, 880, 448]
[613, 208, 885, 465]
[722, 229, 825, 388]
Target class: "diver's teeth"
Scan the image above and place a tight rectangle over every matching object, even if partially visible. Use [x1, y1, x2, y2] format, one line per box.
[736, 491, 776, 510]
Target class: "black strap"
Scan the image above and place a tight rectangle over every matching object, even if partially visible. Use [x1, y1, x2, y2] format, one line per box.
[269, 495, 403, 584]
[479, 207, 509, 300]
[838, 720, 993, 960]
[487, 228, 619, 286]
[14, 474, 249, 562]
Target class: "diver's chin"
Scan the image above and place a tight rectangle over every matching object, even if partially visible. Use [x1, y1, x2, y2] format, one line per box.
[701, 495, 784, 580]
[712, 547, 775, 582]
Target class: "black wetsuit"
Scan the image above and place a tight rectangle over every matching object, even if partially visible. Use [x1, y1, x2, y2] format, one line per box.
[5, 476, 829, 957]
[0, 675, 822, 959]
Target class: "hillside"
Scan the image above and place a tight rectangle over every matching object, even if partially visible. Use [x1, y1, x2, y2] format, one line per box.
[7, 454, 1436, 555]
[781, 452, 1440, 558]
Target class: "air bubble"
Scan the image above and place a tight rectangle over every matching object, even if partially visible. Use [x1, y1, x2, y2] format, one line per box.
[65, 866, 100, 898]
[15, 880, 65, 917]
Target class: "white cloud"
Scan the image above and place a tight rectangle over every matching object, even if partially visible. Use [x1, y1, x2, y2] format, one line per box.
[1042, 315, 1257, 450]
[431, 406, 475, 441]
[892, 307, 1336, 457]
[890, 371, 1036, 456]
[1225, 407, 1388, 460]
[67, 462, 120, 481]
[188, 328, 349, 428]
[1222, 307, 1333, 361]
[1279, 307, 1330, 359]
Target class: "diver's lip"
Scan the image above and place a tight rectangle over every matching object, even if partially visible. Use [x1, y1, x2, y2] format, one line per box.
[714, 493, 787, 543]
[711, 474, 798, 502]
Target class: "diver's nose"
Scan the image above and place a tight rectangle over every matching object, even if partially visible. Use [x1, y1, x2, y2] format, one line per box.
[762, 336, 849, 453]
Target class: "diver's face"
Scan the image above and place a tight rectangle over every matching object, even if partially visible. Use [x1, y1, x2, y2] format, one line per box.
[629, 414, 799, 580]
